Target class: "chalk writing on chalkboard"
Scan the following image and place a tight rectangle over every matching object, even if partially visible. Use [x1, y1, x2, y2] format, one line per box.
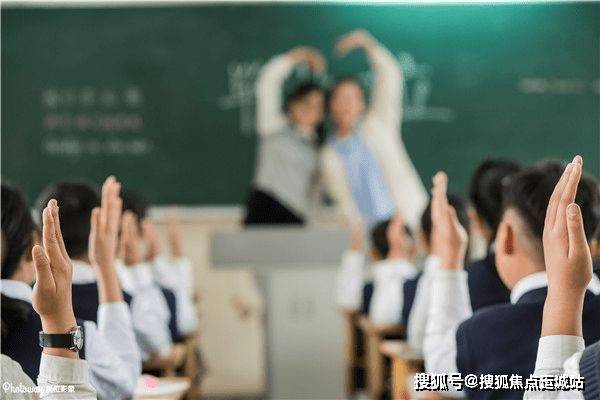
[218, 52, 455, 135]
[518, 78, 600, 95]
[39, 86, 151, 157]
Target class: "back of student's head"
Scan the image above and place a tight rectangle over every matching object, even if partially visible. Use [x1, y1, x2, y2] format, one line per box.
[370, 219, 413, 259]
[121, 190, 148, 224]
[420, 192, 471, 247]
[36, 181, 100, 259]
[469, 159, 522, 241]
[1, 184, 35, 280]
[502, 161, 600, 262]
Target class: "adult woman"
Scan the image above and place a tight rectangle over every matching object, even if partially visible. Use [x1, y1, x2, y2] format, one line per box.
[244, 47, 326, 225]
[321, 30, 428, 230]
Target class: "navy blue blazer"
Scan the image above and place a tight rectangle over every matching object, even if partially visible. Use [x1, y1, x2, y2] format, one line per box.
[465, 252, 511, 310]
[456, 288, 600, 400]
[1, 298, 86, 381]
[72, 283, 183, 342]
[581, 340, 600, 400]
[401, 273, 421, 326]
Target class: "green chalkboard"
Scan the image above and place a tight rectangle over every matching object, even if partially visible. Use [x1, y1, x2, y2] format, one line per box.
[2, 3, 599, 205]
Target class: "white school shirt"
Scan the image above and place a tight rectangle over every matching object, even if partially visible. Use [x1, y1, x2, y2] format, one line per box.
[406, 255, 441, 352]
[0, 279, 138, 399]
[114, 260, 173, 360]
[1, 354, 96, 400]
[523, 336, 585, 399]
[320, 44, 428, 231]
[150, 255, 199, 336]
[335, 250, 366, 311]
[422, 271, 600, 399]
[369, 258, 419, 325]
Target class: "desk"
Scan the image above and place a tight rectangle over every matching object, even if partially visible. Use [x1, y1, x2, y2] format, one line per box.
[379, 340, 423, 400]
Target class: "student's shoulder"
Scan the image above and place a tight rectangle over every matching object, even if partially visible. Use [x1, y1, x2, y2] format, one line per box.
[458, 300, 540, 336]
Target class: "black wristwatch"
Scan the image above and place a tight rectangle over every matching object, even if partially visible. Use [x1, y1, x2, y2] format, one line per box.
[39, 326, 84, 352]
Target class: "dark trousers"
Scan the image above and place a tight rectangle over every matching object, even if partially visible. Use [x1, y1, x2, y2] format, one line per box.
[244, 188, 304, 226]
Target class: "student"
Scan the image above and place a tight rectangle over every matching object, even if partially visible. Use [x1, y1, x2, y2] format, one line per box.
[522, 157, 600, 400]
[321, 29, 427, 231]
[465, 159, 522, 310]
[1, 184, 136, 398]
[36, 180, 172, 363]
[1, 196, 96, 400]
[368, 215, 419, 325]
[335, 215, 418, 325]
[143, 212, 199, 338]
[120, 191, 195, 341]
[244, 46, 326, 225]
[405, 193, 470, 352]
[422, 159, 600, 400]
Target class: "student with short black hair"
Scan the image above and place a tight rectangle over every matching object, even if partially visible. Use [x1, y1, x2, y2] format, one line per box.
[367, 215, 419, 325]
[1, 194, 96, 400]
[465, 159, 522, 310]
[405, 193, 470, 351]
[423, 158, 600, 400]
[244, 46, 326, 225]
[522, 156, 599, 400]
[120, 191, 198, 340]
[1, 183, 138, 399]
[36, 178, 172, 364]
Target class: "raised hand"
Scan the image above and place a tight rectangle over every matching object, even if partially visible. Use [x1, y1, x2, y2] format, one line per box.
[120, 211, 143, 267]
[166, 209, 183, 259]
[288, 46, 327, 73]
[335, 29, 376, 57]
[89, 176, 122, 271]
[142, 219, 161, 261]
[430, 172, 468, 270]
[32, 200, 77, 335]
[387, 213, 408, 260]
[542, 156, 591, 336]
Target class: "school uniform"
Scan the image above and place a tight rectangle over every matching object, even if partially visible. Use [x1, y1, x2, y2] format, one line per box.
[335, 250, 366, 311]
[112, 260, 174, 360]
[150, 256, 199, 337]
[465, 251, 510, 310]
[1, 279, 139, 399]
[406, 255, 440, 352]
[1, 354, 96, 400]
[401, 272, 420, 327]
[368, 258, 419, 325]
[423, 270, 600, 400]
[524, 336, 600, 399]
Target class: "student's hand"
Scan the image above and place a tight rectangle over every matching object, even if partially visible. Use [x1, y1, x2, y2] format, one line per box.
[166, 209, 184, 259]
[430, 172, 468, 270]
[89, 176, 122, 272]
[387, 213, 408, 260]
[288, 46, 327, 74]
[32, 200, 78, 338]
[335, 29, 376, 57]
[542, 156, 591, 337]
[142, 219, 161, 262]
[119, 211, 143, 266]
[348, 220, 364, 252]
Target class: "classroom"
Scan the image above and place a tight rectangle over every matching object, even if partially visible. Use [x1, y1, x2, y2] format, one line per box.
[1, 0, 599, 399]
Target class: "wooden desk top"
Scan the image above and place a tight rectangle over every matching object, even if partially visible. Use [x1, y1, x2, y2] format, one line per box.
[379, 340, 423, 362]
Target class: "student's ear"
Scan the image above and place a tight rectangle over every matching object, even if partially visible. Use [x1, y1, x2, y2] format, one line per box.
[497, 220, 515, 257]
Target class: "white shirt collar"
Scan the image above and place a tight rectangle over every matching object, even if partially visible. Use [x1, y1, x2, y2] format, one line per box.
[511, 271, 600, 304]
[372, 258, 419, 281]
[0, 279, 33, 303]
[71, 260, 97, 284]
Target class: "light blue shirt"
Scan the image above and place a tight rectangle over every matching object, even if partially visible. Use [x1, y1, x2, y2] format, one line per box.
[330, 131, 395, 227]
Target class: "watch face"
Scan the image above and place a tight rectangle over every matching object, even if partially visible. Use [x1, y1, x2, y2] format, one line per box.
[72, 327, 84, 350]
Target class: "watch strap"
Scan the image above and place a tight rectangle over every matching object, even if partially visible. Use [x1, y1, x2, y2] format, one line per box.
[39, 332, 74, 348]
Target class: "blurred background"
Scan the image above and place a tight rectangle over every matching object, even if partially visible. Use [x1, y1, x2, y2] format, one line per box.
[2, 1, 599, 399]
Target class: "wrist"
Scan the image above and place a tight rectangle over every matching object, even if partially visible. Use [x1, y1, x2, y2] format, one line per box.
[40, 313, 77, 334]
